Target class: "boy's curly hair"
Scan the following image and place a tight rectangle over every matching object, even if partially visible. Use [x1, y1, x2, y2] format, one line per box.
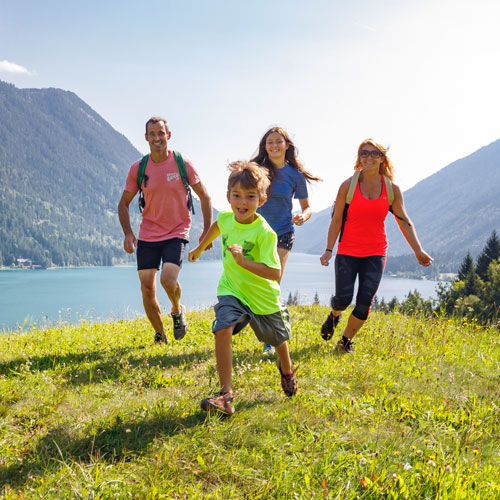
[227, 161, 270, 199]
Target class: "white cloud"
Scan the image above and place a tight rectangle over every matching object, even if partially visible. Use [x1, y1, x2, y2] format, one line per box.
[0, 60, 32, 75]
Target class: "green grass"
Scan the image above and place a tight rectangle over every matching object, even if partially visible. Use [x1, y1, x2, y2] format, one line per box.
[1, 306, 499, 499]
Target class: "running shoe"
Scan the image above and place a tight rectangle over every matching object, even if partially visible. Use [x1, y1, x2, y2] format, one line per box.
[171, 304, 187, 340]
[276, 359, 298, 397]
[201, 391, 235, 415]
[263, 343, 275, 355]
[320, 312, 342, 341]
[154, 332, 167, 344]
[337, 335, 355, 353]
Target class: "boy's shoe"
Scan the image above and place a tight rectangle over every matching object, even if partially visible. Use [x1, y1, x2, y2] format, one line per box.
[263, 343, 275, 355]
[171, 305, 187, 340]
[154, 332, 167, 344]
[320, 312, 342, 341]
[336, 335, 354, 353]
[201, 391, 235, 416]
[276, 359, 298, 397]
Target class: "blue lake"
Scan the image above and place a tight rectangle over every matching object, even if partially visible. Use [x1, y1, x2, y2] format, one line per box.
[0, 253, 439, 332]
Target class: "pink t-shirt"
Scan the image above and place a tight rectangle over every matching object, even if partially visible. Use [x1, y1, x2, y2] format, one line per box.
[124, 151, 200, 242]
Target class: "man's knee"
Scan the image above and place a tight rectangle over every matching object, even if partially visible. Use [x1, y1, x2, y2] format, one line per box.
[160, 263, 181, 293]
[140, 282, 156, 299]
[160, 275, 178, 293]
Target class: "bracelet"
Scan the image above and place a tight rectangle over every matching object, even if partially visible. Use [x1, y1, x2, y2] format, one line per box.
[325, 249, 333, 253]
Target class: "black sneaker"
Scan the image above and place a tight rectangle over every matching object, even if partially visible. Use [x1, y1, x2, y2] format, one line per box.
[171, 304, 187, 340]
[154, 332, 167, 344]
[201, 391, 235, 416]
[320, 312, 342, 340]
[337, 335, 354, 353]
[276, 359, 298, 397]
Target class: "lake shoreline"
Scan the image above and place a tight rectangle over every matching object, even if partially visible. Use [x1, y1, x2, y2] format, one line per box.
[1, 254, 440, 332]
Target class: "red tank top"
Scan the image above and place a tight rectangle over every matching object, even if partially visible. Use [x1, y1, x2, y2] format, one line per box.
[337, 177, 389, 257]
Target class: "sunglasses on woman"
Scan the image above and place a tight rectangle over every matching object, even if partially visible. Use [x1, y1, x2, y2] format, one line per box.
[360, 150, 384, 159]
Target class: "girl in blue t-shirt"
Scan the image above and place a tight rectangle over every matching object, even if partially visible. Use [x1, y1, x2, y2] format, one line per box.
[251, 127, 321, 354]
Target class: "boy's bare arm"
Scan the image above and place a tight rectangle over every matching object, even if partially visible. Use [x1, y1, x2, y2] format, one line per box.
[188, 222, 220, 262]
[227, 245, 281, 281]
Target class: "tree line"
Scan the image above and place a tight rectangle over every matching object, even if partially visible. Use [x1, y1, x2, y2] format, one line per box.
[375, 231, 500, 328]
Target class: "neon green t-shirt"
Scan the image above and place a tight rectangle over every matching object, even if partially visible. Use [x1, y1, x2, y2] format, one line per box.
[217, 211, 281, 315]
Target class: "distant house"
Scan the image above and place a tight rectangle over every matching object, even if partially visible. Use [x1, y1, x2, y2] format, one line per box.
[16, 258, 33, 268]
[16, 258, 43, 269]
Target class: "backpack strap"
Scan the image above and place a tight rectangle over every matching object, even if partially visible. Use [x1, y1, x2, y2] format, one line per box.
[136, 154, 149, 214]
[382, 174, 394, 212]
[345, 170, 360, 205]
[338, 171, 360, 243]
[137, 154, 149, 189]
[173, 151, 195, 215]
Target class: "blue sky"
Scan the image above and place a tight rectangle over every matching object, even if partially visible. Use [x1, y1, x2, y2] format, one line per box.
[1, 0, 499, 211]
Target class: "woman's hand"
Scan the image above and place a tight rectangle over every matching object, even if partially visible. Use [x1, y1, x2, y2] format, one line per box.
[415, 250, 433, 267]
[320, 251, 333, 266]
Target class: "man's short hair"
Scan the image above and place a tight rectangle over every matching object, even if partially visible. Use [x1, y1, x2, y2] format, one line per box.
[227, 161, 270, 199]
[145, 116, 169, 134]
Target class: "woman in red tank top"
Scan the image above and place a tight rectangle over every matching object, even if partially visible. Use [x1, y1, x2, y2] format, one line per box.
[319, 139, 433, 353]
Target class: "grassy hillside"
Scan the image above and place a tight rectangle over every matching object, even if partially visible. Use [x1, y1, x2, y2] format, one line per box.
[1, 306, 499, 499]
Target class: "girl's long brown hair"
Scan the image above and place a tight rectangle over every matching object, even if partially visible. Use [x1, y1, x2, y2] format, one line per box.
[250, 127, 322, 183]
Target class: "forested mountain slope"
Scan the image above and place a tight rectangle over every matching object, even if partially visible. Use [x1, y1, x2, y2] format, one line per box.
[0, 81, 213, 267]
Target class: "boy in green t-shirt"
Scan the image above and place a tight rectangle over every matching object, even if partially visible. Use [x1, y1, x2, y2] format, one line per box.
[188, 160, 297, 415]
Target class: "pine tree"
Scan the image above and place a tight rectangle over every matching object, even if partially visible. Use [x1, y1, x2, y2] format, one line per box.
[313, 291, 320, 305]
[479, 260, 500, 324]
[476, 231, 500, 280]
[457, 252, 474, 281]
[464, 270, 481, 296]
[388, 297, 399, 311]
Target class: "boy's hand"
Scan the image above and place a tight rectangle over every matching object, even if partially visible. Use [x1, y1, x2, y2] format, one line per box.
[227, 244, 244, 265]
[188, 247, 203, 262]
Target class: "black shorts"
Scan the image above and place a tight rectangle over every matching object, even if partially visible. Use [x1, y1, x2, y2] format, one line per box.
[137, 238, 188, 270]
[277, 231, 295, 251]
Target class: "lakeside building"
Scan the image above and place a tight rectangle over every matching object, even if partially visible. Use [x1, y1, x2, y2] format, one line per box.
[16, 258, 43, 269]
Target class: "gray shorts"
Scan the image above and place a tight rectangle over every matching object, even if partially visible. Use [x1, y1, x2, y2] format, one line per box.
[212, 295, 291, 347]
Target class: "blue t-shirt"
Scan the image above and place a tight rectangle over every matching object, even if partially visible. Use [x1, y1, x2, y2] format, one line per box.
[257, 164, 308, 236]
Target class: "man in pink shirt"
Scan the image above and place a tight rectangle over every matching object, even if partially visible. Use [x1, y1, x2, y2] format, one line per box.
[118, 117, 212, 343]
